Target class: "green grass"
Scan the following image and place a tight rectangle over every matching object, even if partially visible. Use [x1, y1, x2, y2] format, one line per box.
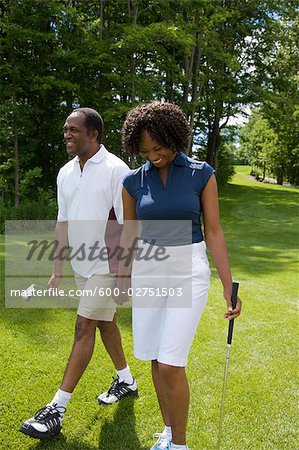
[0, 166, 298, 449]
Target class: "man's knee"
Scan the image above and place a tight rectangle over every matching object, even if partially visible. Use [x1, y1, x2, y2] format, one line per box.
[98, 315, 117, 337]
[74, 315, 98, 341]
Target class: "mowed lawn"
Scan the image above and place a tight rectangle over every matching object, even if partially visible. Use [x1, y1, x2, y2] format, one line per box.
[0, 167, 298, 450]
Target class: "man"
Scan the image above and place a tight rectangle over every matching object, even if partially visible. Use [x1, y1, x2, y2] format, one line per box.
[19, 108, 138, 440]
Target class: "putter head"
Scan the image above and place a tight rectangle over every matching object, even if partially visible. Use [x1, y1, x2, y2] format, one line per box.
[21, 283, 35, 301]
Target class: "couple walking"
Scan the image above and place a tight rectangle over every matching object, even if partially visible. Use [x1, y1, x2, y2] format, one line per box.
[19, 103, 241, 450]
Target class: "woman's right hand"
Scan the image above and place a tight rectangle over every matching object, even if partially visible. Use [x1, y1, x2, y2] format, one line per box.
[112, 276, 131, 305]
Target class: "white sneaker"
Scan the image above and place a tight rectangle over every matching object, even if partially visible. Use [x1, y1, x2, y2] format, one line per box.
[151, 433, 171, 449]
[19, 403, 65, 440]
[97, 376, 138, 405]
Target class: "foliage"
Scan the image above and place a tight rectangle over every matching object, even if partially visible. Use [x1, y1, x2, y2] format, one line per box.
[0, 196, 57, 234]
[261, 14, 299, 185]
[0, 0, 296, 209]
[238, 108, 298, 185]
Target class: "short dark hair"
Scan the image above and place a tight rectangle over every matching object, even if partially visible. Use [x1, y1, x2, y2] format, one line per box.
[122, 101, 191, 154]
[73, 107, 103, 143]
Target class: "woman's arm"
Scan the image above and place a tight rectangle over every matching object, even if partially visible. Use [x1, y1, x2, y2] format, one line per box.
[201, 175, 241, 319]
[113, 187, 140, 304]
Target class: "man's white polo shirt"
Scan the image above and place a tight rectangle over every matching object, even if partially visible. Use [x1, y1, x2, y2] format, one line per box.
[57, 145, 129, 278]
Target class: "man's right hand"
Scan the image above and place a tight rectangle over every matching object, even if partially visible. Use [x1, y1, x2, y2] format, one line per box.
[47, 274, 63, 290]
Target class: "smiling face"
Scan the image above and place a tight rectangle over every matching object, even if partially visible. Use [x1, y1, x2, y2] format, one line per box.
[139, 130, 177, 169]
[63, 112, 98, 157]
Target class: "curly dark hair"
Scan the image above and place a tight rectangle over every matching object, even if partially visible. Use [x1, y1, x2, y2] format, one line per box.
[122, 102, 191, 154]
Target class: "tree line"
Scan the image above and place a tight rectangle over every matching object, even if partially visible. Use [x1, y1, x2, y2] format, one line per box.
[237, 10, 298, 186]
[0, 0, 297, 211]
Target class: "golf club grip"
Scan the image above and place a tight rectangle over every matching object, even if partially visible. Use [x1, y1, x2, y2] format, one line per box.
[227, 282, 239, 345]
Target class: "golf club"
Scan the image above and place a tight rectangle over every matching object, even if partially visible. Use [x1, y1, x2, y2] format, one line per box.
[21, 283, 62, 301]
[21, 283, 36, 301]
[216, 281, 239, 449]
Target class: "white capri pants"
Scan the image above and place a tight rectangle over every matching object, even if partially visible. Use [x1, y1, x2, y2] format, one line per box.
[132, 240, 210, 367]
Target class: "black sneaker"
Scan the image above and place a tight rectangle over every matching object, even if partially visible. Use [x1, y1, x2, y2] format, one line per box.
[19, 403, 65, 440]
[97, 376, 138, 405]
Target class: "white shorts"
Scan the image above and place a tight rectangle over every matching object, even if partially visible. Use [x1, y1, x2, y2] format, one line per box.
[132, 241, 210, 367]
[75, 273, 116, 321]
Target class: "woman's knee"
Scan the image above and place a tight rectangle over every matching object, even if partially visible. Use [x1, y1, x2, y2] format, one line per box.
[157, 362, 185, 382]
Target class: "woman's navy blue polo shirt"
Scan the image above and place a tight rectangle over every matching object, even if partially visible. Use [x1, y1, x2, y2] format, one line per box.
[123, 151, 215, 244]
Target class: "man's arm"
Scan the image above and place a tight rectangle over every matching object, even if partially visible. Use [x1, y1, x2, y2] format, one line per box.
[48, 221, 69, 289]
[111, 165, 130, 224]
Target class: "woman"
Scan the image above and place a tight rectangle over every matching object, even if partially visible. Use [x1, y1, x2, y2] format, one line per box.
[116, 102, 242, 450]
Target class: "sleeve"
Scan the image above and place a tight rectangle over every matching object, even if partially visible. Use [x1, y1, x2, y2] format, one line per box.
[56, 169, 68, 222]
[200, 162, 215, 192]
[122, 171, 136, 197]
[111, 164, 130, 224]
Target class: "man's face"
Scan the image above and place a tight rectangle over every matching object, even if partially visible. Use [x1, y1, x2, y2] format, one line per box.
[63, 112, 94, 156]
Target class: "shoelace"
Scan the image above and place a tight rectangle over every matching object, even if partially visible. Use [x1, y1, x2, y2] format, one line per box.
[152, 433, 170, 448]
[106, 376, 133, 399]
[33, 404, 66, 432]
[107, 377, 120, 395]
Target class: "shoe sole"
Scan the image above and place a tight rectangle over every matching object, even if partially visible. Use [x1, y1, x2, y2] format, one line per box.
[19, 424, 61, 440]
[98, 388, 138, 406]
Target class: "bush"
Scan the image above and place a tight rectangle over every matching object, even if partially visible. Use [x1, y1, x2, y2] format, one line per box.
[0, 198, 57, 234]
[216, 144, 235, 187]
[194, 144, 235, 187]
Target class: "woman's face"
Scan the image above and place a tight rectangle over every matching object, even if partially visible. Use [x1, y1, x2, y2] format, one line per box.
[139, 130, 176, 169]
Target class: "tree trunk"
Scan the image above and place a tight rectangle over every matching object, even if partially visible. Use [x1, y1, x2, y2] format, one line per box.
[276, 169, 283, 185]
[206, 102, 223, 170]
[13, 105, 19, 208]
[129, 54, 136, 102]
[66, 94, 73, 111]
[100, 0, 105, 39]
[10, 5, 19, 208]
[187, 9, 202, 156]
[166, 48, 175, 103]
[188, 40, 202, 156]
[262, 161, 266, 180]
[128, 0, 138, 24]
[127, 0, 139, 102]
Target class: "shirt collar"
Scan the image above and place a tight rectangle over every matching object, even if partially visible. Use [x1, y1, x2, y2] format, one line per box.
[144, 150, 188, 171]
[74, 144, 108, 164]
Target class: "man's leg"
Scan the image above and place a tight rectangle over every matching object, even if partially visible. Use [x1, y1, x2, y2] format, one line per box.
[97, 314, 138, 405]
[19, 314, 98, 440]
[98, 314, 126, 370]
[60, 315, 99, 392]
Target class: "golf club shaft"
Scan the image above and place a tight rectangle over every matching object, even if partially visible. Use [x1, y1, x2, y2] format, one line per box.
[217, 281, 239, 449]
[217, 345, 231, 449]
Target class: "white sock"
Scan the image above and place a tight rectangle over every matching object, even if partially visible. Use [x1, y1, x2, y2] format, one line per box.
[163, 426, 172, 441]
[50, 389, 72, 410]
[116, 365, 133, 384]
[170, 444, 188, 450]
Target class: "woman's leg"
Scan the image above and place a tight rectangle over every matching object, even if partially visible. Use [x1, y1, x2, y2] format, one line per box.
[152, 361, 189, 445]
[151, 360, 171, 426]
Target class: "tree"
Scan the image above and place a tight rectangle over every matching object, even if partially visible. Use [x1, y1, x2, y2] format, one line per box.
[261, 13, 299, 185]
[0, 0, 296, 209]
[239, 109, 280, 181]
